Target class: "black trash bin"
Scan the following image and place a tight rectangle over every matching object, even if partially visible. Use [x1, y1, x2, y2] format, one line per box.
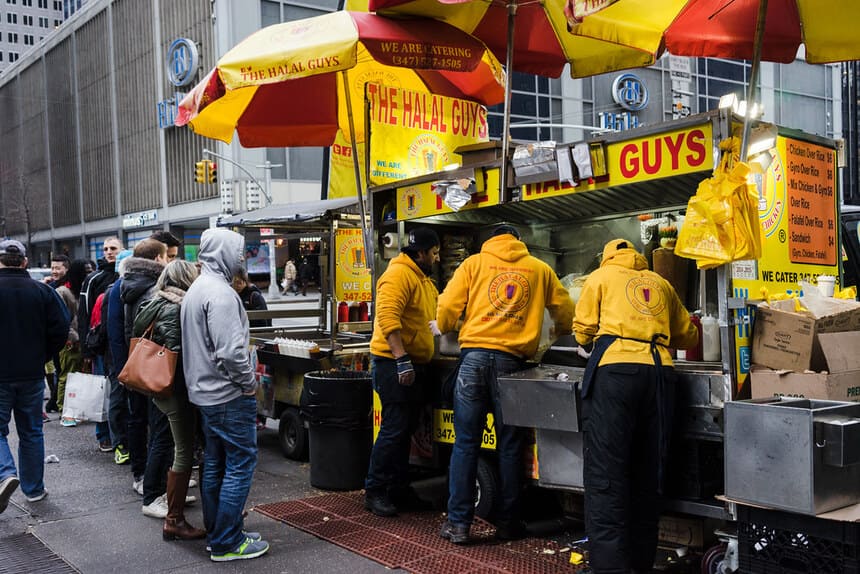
[300, 370, 372, 491]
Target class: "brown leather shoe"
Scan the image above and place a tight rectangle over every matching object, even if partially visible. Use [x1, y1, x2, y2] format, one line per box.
[163, 470, 206, 541]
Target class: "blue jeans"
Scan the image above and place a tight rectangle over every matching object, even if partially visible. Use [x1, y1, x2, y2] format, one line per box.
[365, 357, 425, 494]
[0, 380, 46, 497]
[447, 349, 525, 528]
[108, 374, 128, 449]
[199, 395, 258, 554]
[93, 356, 110, 443]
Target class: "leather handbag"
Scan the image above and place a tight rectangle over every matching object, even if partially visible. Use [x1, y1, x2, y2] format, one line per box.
[118, 323, 177, 398]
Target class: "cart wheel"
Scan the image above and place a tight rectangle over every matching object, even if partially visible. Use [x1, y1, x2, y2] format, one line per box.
[278, 408, 308, 461]
[474, 457, 499, 519]
[701, 543, 727, 574]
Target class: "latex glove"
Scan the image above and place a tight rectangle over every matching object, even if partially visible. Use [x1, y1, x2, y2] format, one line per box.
[396, 354, 415, 386]
[575, 346, 592, 360]
[429, 320, 442, 337]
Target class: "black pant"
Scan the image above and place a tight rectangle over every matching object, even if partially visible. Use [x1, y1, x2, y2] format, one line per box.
[364, 357, 425, 494]
[108, 374, 128, 448]
[582, 363, 675, 574]
[142, 398, 174, 505]
[127, 389, 150, 480]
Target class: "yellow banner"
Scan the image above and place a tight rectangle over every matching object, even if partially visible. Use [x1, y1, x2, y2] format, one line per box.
[396, 167, 499, 220]
[327, 129, 365, 200]
[521, 123, 714, 201]
[368, 83, 489, 186]
[730, 135, 838, 382]
[334, 228, 372, 302]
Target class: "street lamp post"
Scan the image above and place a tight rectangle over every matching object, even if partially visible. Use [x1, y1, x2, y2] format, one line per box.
[202, 148, 281, 299]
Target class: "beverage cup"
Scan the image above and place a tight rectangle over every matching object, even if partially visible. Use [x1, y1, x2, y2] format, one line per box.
[817, 275, 836, 297]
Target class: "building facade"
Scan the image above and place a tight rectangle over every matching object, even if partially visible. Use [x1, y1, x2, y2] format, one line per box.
[0, 0, 846, 265]
[0, 0, 66, 74]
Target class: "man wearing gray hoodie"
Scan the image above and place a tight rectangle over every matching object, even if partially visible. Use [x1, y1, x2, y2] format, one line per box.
[181, 228, 268, 562]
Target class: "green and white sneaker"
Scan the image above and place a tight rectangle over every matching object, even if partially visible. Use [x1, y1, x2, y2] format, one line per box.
[206, 531, 260, 552]
[210, 536, 269, 562]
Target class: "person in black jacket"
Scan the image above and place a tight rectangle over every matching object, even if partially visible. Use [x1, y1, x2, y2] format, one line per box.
[0, 240, 69, 512]
[232, 268, 271, 328]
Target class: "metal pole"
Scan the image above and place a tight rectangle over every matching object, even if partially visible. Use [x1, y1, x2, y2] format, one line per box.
[341, 70, 374, 271]
[202, 147, 274, 205]
[499, 1, 517, 202]
[740, 0, 768, 162]
[262, 160, 279, 299]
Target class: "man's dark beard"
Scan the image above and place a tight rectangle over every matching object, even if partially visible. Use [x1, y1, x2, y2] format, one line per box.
[418, 261, 433, 275]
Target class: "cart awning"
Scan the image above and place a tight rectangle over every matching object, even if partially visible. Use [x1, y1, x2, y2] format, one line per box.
[217, 197, 360, 228]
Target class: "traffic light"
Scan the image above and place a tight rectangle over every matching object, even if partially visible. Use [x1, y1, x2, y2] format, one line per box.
[207, 161, 217, 184]
[194, 160, 207, 184]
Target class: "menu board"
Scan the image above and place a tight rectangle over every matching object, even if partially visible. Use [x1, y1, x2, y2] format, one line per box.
[786, 139, 837, 265]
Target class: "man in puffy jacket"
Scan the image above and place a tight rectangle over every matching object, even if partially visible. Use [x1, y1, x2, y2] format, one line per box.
[0, 240, 69, 511]
[436, 225, 574, 544]
[573, 239, 698, 574]
[364, 227, 439, 517]
[181, 228, 268, 562]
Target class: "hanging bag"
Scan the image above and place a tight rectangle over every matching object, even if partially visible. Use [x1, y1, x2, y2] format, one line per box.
[118, 322, 177, 398]
[62, 372, 110, 422]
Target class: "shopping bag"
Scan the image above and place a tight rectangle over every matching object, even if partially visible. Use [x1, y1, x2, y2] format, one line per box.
[62, 371, 109, 422]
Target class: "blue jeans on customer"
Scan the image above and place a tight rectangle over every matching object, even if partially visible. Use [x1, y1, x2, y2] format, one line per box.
[108, 374, 128, 449]
[0, 380, 46, 497]
[199, 394, 258, 554]
[447, 349, 525, 528]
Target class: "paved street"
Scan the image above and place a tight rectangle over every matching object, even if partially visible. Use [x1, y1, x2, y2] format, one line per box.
[0, 412, 388, 573]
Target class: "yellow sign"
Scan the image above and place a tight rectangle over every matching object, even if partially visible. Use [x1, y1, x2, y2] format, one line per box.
[327, 129, 366, 200]
[368, 83, 490, 186]
[731, 134, 838, 385]
[396, 167, 499, 220]
[520, 123, 714, 202]
[433, 409, 497, 450]
[334, 228, 372, 302]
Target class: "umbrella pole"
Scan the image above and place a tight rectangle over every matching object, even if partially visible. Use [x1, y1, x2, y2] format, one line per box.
[740, 0, 768, 162]
[499, 1, 517, 202]
[341, 71, 375, 272]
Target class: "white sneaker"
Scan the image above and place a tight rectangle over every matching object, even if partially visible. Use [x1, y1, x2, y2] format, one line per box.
[132, 478, 144, 496]
[188, 478, 198, 489]
[185, 494, 197, 506]
[142, 494, 168, 518]
[25, 490, 48, 503]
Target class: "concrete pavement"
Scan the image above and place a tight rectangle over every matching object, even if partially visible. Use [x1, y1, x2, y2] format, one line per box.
[0, 413, 388, 573]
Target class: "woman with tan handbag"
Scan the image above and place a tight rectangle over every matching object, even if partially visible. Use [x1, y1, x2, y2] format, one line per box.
[132, 260, 204, 541]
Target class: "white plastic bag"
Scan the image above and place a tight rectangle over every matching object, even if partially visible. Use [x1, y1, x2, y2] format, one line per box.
[62, 372, 110, 422]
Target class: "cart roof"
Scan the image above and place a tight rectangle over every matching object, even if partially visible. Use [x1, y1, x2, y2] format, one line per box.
[217, 197, 360, 228]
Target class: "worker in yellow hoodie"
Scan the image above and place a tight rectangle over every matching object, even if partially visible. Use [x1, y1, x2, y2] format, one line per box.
[364, 227, 439, 518]
[435, 224, 574, 545]
[573, 238, 698, 574]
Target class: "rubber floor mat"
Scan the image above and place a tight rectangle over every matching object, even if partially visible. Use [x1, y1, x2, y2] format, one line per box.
[255, 492, 587, 573]
[0, 533, 77, 574]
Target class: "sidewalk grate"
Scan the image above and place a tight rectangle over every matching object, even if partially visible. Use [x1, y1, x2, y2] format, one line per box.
[0, 533, 77, 574]
[255, 492, 586, 574]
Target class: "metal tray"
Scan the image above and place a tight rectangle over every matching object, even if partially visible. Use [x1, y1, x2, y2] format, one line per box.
[496, 364, 584, 432]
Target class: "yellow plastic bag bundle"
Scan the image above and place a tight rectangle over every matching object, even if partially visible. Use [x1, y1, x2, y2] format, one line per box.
[675, 137, 762, 269]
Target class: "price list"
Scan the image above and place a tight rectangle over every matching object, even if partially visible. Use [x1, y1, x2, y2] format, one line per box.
[786, 140, 836, 265]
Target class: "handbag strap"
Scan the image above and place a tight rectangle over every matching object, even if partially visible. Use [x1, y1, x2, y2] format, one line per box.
[141, 321, 156, 340]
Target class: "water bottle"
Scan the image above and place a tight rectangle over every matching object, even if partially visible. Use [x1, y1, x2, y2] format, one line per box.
[702, 315, 720, 362]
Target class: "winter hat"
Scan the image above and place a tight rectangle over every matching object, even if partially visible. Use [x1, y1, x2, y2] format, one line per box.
[402, 227, 440, 253]
[492, 224, 520, 240]
[0, 239, 26, 257]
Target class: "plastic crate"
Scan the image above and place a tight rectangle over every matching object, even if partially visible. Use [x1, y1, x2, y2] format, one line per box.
[737, 504, 860, 573]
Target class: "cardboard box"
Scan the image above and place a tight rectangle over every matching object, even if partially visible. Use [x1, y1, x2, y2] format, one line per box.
[751, 332, 860, 402]
[751, 298, 860, 372]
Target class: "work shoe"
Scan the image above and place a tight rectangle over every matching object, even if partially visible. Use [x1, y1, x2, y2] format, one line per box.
[142, 494, 169, 518]
[390, 486, 433, 512]
[98, 439, 113, 452]
[60, 417, 76, 427]
[0, 476, 20, 514]
[364, 491, 397, 517]
[25, 490, 48, 503]
[210, 536, 270, 562]
[439, 520, 470, 545]
[206, 531, 261, 552]
[132, 477, 144, 496]
[494, 519, 528, 541]
[114, 445, 130, 465]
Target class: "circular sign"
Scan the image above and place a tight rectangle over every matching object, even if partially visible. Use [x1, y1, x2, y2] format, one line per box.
[166, 38, 200, 88]
[612, 73, 649, 111]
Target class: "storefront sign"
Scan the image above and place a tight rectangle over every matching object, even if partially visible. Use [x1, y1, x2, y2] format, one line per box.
[327, 129, 366, 199]
[367, 83, 489, 186]
[166, 38, 200, 88]
[122, 210, 158, 229]
[612, 73, 648, 111]
[334, 228, 372, 302]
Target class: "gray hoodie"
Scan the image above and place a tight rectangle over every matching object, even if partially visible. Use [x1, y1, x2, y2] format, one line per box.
[181, 228, 256, 406]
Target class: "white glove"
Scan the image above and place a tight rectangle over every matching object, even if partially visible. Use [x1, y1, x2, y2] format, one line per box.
[429, 320, 442, 337]
[575, 346, 592, 360]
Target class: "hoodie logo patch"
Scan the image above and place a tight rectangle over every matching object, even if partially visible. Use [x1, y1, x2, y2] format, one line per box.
[626, 277, 666, 316]
[488, 272, 531, 313]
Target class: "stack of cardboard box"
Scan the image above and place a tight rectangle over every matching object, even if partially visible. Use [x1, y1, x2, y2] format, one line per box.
[750, 297, 860, 402]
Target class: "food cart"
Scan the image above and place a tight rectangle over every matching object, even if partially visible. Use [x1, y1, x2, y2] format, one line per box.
[218, 197, 374, 460]
[368, 107, 844, 569]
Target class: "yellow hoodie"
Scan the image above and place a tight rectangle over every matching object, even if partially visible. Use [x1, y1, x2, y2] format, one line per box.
[437, 234, 574, 359]
[573, 239, 698, 367]
[370, 252, 439, 364]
